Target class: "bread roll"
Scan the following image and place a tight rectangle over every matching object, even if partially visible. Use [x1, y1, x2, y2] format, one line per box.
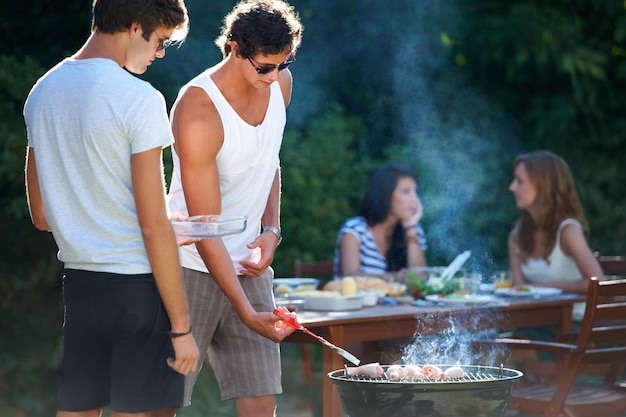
[323, 276, 406, 297]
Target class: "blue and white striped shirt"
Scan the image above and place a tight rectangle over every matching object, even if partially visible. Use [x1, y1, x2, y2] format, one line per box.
[333, 216, 427, 277]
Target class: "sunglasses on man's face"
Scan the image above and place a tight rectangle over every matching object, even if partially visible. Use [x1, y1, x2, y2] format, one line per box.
[247, 53, 296, 75]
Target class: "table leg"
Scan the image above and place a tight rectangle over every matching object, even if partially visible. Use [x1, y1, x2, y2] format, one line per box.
[321, 325, 346, 417]
[556, 304, 574, 336]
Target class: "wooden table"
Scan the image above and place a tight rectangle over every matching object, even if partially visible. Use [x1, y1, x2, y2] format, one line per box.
[283, 295, 584, 417]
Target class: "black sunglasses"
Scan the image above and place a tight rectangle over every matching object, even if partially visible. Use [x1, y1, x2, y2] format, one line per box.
[247, 53, 296, 75]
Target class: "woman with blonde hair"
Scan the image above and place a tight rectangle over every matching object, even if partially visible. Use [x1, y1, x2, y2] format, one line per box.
[508, 150, 602, 320]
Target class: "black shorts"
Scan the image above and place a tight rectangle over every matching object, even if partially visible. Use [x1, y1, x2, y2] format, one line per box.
[58, 269, 184, 412]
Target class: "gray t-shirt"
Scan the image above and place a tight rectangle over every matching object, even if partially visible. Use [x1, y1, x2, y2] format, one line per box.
[24, 58, 173, 274]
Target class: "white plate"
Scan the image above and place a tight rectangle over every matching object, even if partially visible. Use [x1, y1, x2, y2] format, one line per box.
[424, 294, 497, 305]
[171, 215, 247, 238]
[273, 278, 321, 296]
[273, 278, 320, 290]
[302, 294, 363, 311]
[494, 287, 563, 297]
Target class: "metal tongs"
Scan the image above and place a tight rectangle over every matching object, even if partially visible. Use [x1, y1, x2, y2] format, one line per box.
[273, 308, 361, 365]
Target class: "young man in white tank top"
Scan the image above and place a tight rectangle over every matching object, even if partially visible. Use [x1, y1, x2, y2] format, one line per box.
[166, 1, 303, 415]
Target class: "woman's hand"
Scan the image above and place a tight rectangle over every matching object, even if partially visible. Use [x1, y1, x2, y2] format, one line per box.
[402, 196, 423, 229]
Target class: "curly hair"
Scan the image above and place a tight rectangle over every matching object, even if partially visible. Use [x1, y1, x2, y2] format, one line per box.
[91, 0, 189, 43]
[215, 0, 303, 58]
[512, 150, 589, 262]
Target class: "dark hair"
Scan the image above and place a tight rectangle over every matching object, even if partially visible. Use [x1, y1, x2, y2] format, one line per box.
[91, 0, 189, 43]
[359, 162, 419, 271]
[215, 0, 303, 58]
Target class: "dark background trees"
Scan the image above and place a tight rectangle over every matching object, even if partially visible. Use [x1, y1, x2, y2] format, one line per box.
[1, 0, 625, 414]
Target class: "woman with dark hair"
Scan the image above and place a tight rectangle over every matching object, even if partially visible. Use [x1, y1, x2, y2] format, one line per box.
[508, 150, 603, 320]
[334, 162, 428, 277]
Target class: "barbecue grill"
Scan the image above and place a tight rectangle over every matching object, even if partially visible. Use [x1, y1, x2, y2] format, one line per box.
[328, 364, 523, 417]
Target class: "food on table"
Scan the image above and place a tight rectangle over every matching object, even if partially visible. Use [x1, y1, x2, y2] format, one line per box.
[341, 277, 358, 296]
[291, 284, 319, 292]
[293, 290, 341, 297]
[346, 362, 384, 377]
[405, 270, 457, 297]
[323, 276, 406, 296]
[494, 278, 513, 289]
[273, 279, 319, 295]
[275, 283, 292, 295]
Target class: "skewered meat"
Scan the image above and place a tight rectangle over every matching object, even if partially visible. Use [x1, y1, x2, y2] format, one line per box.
[346, 362, 384, 378]
[386, 364, 405, 380]
[443, 366, 464, 379]
[422, 364, 445, 380]
[402, 364, 424, 380]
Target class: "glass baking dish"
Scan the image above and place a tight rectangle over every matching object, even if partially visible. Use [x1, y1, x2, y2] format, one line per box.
[171, 215, 248, 238]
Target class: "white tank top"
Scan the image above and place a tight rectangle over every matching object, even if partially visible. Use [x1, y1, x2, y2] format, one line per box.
[521, 218, 586, 320]
[167, 66, 285, 273]
[521, 218, 583, 282]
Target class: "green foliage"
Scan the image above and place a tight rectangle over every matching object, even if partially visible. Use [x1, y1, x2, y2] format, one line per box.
[0, 55, 41, 219]
[0, 0, 91, 70]
[0, 54, 68, 415]
[0, 54, 62, 275]
[2, 1, 626, 415]
[447, 0, 626, 255]
[275, 104, 376, 278]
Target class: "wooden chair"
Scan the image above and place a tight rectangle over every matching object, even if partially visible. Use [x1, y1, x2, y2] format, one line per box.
[594, 252, 626, 391]
[293, 258, 335, 278]
[594, 251, 626, 276]
[489, 277, 626, 417]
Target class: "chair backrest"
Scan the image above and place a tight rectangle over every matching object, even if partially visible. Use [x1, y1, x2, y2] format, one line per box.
[594, 251, 626, 276]
[491, 277, 626, 417]
[576, 277, 626, 360]
[293, 259, 334, 278]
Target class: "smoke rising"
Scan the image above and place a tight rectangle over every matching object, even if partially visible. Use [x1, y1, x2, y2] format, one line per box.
[390, 1, 523, 271]
[401, 311, 508, 366]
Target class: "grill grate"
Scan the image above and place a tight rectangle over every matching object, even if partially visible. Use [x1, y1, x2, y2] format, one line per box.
[343, 371, 500, 383]
[339, 364, 509, 384]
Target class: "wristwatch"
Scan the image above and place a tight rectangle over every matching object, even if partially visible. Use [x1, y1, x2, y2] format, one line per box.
[263, 225, 282, 246]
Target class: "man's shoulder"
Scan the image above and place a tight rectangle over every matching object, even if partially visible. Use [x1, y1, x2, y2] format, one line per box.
[176, 68, 217, 106]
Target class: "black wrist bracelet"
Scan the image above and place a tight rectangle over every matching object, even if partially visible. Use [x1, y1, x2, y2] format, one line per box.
[403, 224, 417, 231]
[167, 326, 192, 338]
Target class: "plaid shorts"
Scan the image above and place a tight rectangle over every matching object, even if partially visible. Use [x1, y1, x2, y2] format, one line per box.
[182, 267, 281, 403]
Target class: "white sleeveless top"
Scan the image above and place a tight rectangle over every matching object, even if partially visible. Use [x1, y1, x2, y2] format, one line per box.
[167, 66, 285, 273]
[520, 218, 585, 320]
[521, 219, 583, 282]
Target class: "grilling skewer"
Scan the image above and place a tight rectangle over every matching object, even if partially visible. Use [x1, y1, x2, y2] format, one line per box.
[273, 308, 361, 365]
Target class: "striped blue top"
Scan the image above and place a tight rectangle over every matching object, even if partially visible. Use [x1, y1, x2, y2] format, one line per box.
[333, 216, 427, 277]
